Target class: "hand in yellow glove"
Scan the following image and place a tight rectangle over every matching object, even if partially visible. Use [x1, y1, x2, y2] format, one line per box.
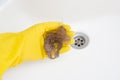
[0, 22, 75, 80]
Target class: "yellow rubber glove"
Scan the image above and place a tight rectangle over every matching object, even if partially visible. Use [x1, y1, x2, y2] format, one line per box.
[0, 22, 75, 79]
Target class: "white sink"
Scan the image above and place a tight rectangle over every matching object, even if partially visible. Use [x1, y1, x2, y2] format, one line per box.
[0, 0, 120, 80]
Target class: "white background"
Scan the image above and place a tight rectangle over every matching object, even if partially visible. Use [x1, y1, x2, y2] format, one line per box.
[0, 0, 120, 80]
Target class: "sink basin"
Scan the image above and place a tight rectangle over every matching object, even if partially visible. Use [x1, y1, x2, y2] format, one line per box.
[0, 0, 120, 80]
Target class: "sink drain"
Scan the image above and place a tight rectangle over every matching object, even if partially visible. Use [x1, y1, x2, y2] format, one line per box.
[71, 32, 89, 49]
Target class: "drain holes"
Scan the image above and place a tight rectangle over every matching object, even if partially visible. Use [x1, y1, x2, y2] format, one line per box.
[75, 43, 77, 45]
[81, 43, 84, 45]
[81, 40, 83, 42]
[71, 32, 89, 49]
[75, 40, 77, 42]
[78, 45, 80, 47]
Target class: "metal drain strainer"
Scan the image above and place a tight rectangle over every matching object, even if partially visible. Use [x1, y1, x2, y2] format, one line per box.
[71, 32, 89, 49]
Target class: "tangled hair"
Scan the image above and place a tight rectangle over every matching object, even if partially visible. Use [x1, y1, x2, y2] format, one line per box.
[44, 26, 71, 59]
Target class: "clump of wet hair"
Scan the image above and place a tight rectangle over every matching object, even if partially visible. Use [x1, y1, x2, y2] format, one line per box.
[44, 26, 71, 59]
